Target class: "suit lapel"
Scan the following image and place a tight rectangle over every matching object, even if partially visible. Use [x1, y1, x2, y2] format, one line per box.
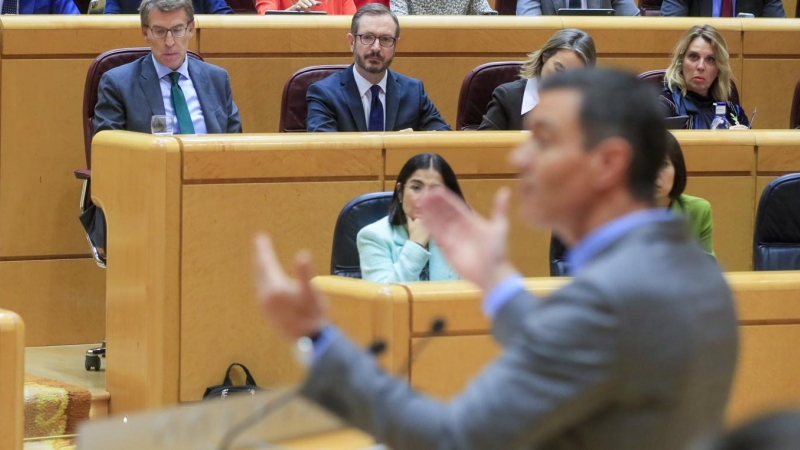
[188, 58, 219, 134]
[385, 71, 401, 132]
[139, 54, 166, 117]
[342, 67, 367, 132]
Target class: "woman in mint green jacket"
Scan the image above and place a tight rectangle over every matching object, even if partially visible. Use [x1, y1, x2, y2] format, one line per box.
[656, 133, 715, 256]
[357, 153, 464, 283]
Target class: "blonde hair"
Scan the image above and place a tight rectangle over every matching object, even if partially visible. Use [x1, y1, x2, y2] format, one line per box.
[665, 25, 732, 101]
[519, 29, 596, 79]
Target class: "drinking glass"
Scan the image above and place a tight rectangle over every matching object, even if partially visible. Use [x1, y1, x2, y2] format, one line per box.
[151, 115, 176, 136]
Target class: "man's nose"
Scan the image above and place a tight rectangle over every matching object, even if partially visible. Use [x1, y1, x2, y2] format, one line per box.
[165, 32, 175, 45]
[369, 39, 381, 50]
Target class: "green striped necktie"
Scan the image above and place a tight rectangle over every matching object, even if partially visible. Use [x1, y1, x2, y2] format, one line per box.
[168, 72, 195, 134]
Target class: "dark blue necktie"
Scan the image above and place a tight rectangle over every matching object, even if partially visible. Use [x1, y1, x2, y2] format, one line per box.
[368, 85, 384, 132]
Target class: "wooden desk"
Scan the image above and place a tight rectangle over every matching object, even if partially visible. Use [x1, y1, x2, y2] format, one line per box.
[1, 17, 800, 345]
[93, 130, 800, 415]
[315, 273, 800, 427]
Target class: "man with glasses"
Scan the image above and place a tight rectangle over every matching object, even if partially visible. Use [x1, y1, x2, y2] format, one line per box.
[94, 0, 241, 135]
[306, 4, 450, 132]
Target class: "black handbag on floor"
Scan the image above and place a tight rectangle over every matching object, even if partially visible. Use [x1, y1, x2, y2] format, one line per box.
[203, 363, 262, 400]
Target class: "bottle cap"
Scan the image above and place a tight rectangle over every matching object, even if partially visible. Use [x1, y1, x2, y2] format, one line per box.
[715, 102, 726, 115]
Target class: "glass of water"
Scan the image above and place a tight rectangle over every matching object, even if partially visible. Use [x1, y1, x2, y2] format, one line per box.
[151, 115, 176, 136]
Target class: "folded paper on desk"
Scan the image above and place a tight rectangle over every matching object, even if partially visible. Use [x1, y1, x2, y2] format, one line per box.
[77, 387, 345, 450]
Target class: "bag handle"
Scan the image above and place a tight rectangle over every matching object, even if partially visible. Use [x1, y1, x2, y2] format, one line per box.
[222, 362, 258, 387]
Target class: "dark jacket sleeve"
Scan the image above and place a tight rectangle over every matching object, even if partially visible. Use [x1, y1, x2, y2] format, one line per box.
[415, 81, 451, 131]
[103, 0, 121, 13]
[306, 82, 341, 132]
[48, 0, 80, 13]
[479, 85, 512, 131]
[759, 0, 785, 16]
[659, 0, 689, 15]
[223, 73, 242, 133]
[203, 0, 234, 14]
[94, 72, 128, 134]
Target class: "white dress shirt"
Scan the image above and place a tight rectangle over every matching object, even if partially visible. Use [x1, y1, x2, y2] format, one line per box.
[152, 55, 207, 135]
[521, 77, 540, 117]
[352, 66, 387, 131]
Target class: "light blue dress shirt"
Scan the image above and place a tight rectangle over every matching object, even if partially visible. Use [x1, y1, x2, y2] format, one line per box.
[712, 0, 736, 15]
[152, 55, 208, 135]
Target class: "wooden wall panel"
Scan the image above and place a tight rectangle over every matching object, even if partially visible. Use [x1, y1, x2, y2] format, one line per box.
[206, 56, 352, 133]
[727, 324, 800, 425]
[0, 59, 92, 257]
[686, 177, 755, 271]
[742, 60, 800, 130]
[179, 180, 381, 401]
[410, 334, 500, 399]
[93, 132, 183, 414]
[0, 259, 105, 346]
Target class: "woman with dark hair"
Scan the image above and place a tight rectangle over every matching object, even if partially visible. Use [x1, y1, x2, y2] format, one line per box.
[657, 133, 715, 256]
[357, 153, 464, 282]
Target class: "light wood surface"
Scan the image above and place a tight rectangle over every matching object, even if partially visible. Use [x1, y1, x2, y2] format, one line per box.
[0, 259, 106, 346]
[0, 17, 799, 349]
[92, 130, 800, 414]
[92, 131, 183, 413]
[0, 309, 25, 450]
[318, 273, 800, 427]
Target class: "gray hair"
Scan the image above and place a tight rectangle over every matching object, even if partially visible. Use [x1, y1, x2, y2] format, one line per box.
[140, 0, 194, 27]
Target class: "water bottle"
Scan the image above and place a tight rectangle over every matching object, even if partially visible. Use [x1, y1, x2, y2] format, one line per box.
[710, 102, 729, 130]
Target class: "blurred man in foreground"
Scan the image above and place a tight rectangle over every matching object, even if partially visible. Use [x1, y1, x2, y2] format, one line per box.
[255, 68, 739, 450]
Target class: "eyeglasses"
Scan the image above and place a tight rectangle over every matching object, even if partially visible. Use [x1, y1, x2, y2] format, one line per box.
[147, 23, 192, 39]
[355, 34, 398, 48]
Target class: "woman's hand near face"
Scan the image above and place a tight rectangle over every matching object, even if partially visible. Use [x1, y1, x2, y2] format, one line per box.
[407, 217, 431, 248]
[288, 0, 320, 11]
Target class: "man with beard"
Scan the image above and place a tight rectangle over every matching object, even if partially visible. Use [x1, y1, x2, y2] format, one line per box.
[306, 4, 450, 132]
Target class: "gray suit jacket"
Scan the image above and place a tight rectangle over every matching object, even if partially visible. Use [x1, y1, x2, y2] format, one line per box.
[94, 54, 242, 135]
[302, 217, 738, 450]
[516, 0, 640, 15]
[659, 0, 785, 16]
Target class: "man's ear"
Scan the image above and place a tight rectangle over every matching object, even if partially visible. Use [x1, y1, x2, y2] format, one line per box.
[141, 26, 149, 40]
[589, 137, 633, 192]
[347, 33, 355, 52]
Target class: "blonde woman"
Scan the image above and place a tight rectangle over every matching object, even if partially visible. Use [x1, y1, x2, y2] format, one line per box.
[660, 25, 749, 129]
[478, 29, 596, 130]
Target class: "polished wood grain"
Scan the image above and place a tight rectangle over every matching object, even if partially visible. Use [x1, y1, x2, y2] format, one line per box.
[179, 180, 382, 400]
[92, 130, 800, 413]
[0, 259, 106, 346]
[365, 274, 800, 424]
[0, 309, 24, 450]
[92, 131, 183, 413]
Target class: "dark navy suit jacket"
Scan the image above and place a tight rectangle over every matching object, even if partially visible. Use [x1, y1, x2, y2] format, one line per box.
[19, 0, 79, 14]
[306, 64, 450, 132]
[104, 0, 231, 13]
